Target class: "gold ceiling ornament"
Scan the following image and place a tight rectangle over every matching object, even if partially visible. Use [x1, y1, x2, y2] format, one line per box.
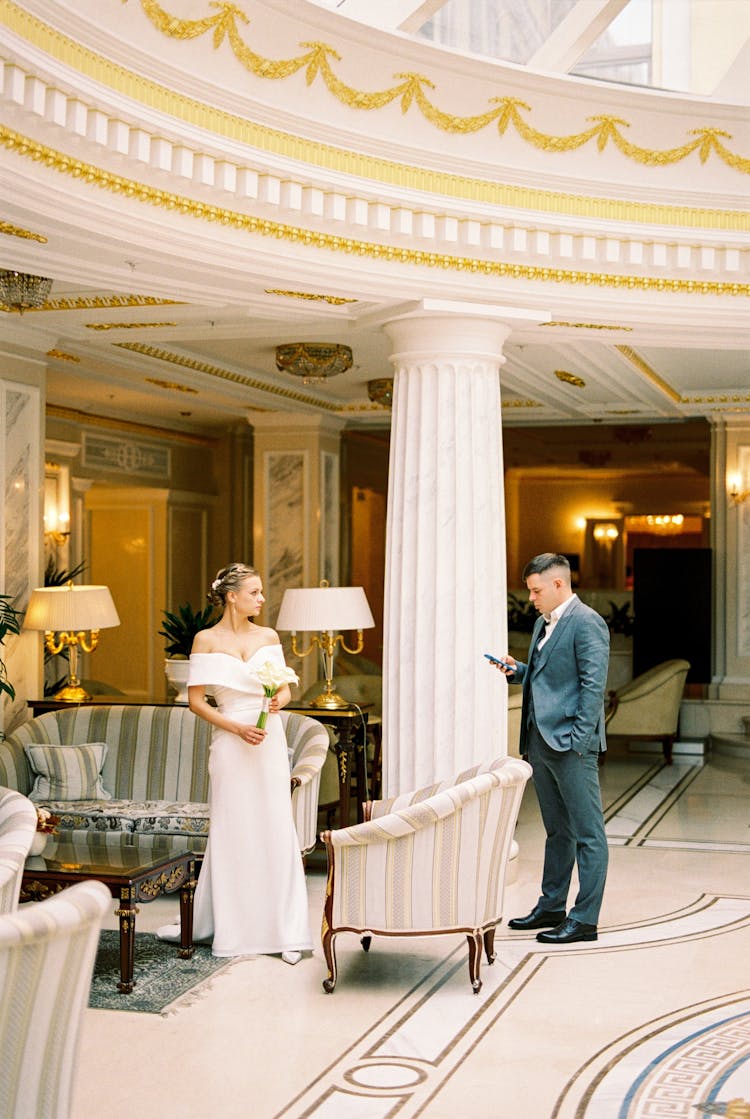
[615, 345, 681, 403]
[46, 349, 80, 363]
[554, 369, 586, 388]
[367, 379, 394, 407]
[0, 270, 53, 313]
[3, 6, 750, 222]
[265, 289, 358, 305]
[275, 343, 353, 385]
[541, 321, 633, 331]
[115, 342, 343, 411]
[144, 377, 199, 393]
[0, 219, 47, 242]
[2, 124, 749, 298]
[682, 393, 750, 404]
[85, 321, 178, 330]
[502, 399, 543, 408]
[119, 0, 750, 175]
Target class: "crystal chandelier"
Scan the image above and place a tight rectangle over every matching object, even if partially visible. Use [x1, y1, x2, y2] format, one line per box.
[275, 342, 353, 385]
[0, 271, 53, 313]
[367, 378, 393, 407]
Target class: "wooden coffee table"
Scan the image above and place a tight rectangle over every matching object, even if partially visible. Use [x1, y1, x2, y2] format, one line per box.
[22, 836, 197, 993]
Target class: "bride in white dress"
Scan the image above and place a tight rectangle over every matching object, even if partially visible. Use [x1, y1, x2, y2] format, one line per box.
[158, 563, 312, 964]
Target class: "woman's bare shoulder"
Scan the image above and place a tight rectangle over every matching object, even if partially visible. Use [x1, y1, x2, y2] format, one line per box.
[254, 625, 281, 645]
[191, 626, 221, 653]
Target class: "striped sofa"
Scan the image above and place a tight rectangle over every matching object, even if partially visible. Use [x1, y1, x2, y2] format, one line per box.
[320, 755, 532, 995]
[0, 786, 37, 914]
[0, 705, 330, 856]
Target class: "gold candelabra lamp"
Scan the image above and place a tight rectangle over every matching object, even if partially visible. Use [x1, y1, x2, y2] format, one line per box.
[275, 582, 375, 709]
[23, 582, 121, 702]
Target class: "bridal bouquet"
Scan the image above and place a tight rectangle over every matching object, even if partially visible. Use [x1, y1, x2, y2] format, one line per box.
[255, 661, 299, 728]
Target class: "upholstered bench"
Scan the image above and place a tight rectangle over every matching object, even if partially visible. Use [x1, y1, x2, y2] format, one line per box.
[0, 705, 329, 856]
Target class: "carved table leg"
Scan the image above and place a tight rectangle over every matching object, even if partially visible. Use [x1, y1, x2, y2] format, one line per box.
[115, 887, 139, 993]
[179, 859, 196, 959]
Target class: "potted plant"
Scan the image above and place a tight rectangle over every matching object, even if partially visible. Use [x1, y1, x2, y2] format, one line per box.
[159, 602, 217, 701]
[0, 593, 22, 703]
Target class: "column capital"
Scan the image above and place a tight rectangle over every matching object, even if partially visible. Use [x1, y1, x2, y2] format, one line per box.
[383, 299, 549, 363]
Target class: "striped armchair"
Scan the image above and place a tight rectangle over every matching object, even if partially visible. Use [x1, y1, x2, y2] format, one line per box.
[320, 756, 532, 994]
[0, 786, 37, 914]
[0, 879, 109, 1119]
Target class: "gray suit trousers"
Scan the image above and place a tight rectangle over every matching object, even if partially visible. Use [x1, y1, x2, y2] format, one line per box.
[526, 718, 608, 925]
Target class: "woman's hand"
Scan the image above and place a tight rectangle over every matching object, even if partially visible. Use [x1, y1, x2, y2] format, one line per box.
[235, 722, 267, 746]
[269, 694, 280, 714]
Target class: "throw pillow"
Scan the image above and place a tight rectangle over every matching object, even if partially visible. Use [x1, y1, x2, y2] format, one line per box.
[24, 742, 112, 802]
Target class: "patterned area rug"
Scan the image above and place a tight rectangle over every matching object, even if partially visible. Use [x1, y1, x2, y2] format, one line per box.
[89, 931, 235, 1015]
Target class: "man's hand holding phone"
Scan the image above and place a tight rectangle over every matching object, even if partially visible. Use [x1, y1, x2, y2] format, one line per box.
[484, 652, 517, 676]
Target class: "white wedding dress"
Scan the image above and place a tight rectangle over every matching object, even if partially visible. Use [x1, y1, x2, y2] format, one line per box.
[160, 645, 312, 958]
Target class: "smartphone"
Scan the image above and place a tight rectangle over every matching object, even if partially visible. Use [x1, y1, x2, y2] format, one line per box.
[484, 653, 508, 667]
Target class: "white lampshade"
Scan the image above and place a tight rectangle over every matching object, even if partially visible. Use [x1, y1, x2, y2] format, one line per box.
[275, 586, 374, 633]
[24, 585, 121, 632]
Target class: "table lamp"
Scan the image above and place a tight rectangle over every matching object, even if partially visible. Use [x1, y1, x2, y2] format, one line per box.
[275, 582, 375, 709]
[23, 582, 121, 702]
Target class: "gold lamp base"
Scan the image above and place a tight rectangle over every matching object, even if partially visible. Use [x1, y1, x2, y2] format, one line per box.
[51, 682, 92, 703]
[308, 690, 350, 710]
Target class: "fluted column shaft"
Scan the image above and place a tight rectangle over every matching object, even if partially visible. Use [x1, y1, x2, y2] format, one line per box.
[382, 309, 513, 794]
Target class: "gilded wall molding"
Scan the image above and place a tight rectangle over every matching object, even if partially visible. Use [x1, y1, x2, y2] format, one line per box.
[127, 0, 750, 176]
[2, 125, 747, 298]
[264, 289, 358, 304]
[85, 321, 178, 330]
[542, 321, 633, 331]
[46, 403, 215, 445]
[2, 0, 749, 226]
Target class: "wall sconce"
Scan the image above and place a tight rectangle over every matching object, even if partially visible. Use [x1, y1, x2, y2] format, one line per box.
[592, 523, 619, 542]
[44, 463, 70, 545]
[275, 582, 375, 709]
[23, 583, 121, 702]
[728, 474, 750, 505]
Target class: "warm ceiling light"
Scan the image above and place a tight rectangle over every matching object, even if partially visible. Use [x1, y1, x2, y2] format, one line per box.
[367, 379, 394, 407]
[275, 342, 353, 384]
[0, 270, 53, 313]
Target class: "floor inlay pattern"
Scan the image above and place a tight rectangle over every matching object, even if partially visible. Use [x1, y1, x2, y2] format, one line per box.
[274, 897, 750, 1119]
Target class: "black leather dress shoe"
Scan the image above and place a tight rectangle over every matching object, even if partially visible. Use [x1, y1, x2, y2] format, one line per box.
[507, 907, 566, 931]
[536, 917, 598, 944]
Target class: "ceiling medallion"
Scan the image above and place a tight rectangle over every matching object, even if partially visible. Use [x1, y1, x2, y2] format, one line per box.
[0, 270, 53, 313]
[275, 343, 353, 385]
[367, 379, 393, 408]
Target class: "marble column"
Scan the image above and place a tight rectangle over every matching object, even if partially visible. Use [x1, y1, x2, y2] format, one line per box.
[381, 301, 539, 793]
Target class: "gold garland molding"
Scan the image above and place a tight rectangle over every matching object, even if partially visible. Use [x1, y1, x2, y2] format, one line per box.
[0, 219, 47, 242]
[264, 289, 358, 304]
[616, 346, 682, 403]
[1, 0, 748, 229]
[125, 0, 750, 175]
[114, 342, 345, 411]
[2, 126, 747, 298]
[85, 321, 178, 330]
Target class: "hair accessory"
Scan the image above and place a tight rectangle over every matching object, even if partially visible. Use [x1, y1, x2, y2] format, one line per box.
[211, 579, 220, 590]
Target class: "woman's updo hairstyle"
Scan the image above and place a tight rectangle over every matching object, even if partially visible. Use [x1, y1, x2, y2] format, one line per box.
[208, 563, 260, 608]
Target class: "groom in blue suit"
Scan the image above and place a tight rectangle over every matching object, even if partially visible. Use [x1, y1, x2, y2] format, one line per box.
[496, 553, 610, 944]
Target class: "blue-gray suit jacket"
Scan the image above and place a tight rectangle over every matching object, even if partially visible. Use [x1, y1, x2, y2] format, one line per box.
[511, 596, 610, 756]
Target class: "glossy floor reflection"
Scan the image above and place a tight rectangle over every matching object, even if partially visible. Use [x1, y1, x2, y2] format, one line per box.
[71, 743, 750, 1119]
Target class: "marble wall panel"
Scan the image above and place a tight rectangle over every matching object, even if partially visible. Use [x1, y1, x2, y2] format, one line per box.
[265, 451, 305, 629]
[321, 450, 339, 585]
[1, 381, 41, 732]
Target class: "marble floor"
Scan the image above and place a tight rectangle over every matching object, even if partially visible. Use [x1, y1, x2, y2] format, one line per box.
[71, 743, 750, 1119]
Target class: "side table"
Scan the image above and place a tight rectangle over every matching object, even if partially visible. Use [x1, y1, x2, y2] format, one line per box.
[22, 837, 196, 993]
[286, 703, 370, 826]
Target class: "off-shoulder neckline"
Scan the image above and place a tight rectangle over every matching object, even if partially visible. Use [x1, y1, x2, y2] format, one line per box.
[190, 646, 281, 666]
